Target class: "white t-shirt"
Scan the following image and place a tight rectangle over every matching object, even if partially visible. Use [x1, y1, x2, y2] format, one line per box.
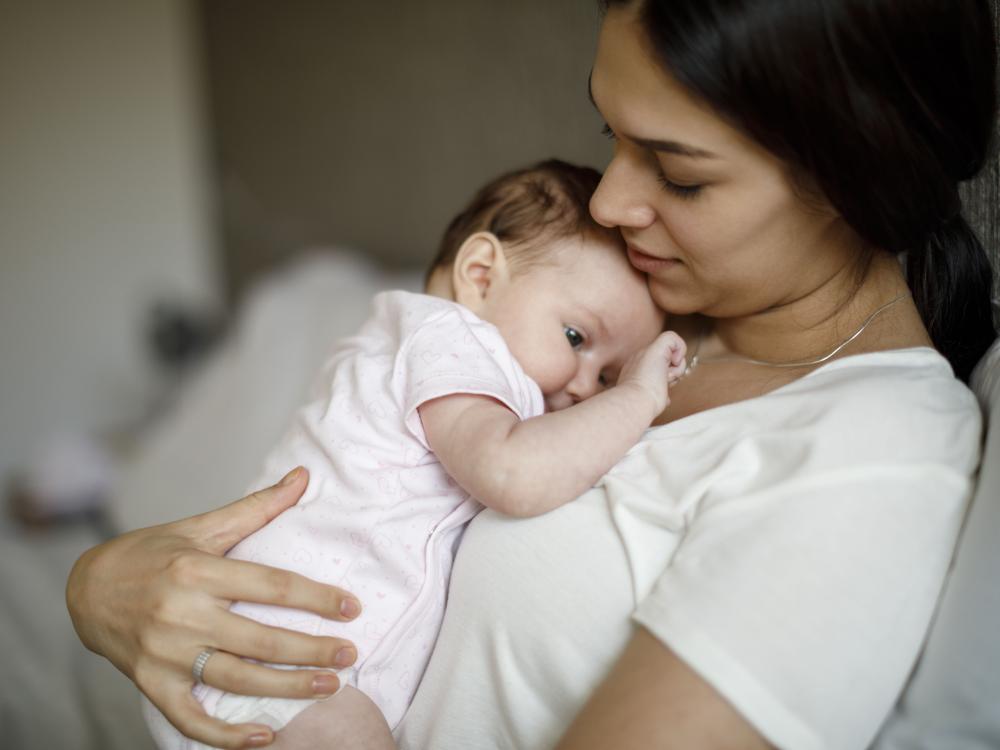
[396, 347, 982, 750]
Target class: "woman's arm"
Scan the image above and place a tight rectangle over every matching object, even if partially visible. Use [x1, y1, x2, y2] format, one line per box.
[65, 468, 362, 750]
[556, 627, 774, 750]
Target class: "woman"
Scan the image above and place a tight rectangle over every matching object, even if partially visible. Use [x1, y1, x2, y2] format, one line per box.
[67, 1, 996, 748]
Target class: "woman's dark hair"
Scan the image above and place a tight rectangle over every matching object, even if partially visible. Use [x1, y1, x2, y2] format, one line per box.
[602, 0, 997, 382]
[427, 159, 614, 285]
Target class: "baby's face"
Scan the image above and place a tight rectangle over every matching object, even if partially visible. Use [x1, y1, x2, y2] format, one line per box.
[480, 233, 665, 411]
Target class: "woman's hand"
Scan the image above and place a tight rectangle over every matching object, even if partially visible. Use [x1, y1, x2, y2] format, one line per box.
[65, 467, 362, 749]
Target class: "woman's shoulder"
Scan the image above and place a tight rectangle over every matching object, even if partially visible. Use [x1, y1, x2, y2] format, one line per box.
[647, 346, 981, 477]
[788, 346, 976, 413]
[769, 346, 980, 470]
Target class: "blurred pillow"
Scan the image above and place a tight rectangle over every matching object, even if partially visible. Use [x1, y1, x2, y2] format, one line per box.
[873, 337, 1000, 749]
[109, 249, 422, 531]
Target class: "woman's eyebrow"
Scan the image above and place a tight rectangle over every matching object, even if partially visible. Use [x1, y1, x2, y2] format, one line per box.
[587, 70, 719, 160]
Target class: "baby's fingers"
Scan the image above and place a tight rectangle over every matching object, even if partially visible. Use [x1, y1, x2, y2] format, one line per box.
[660, 331, 687, 365]
[659, 331, 688, 379]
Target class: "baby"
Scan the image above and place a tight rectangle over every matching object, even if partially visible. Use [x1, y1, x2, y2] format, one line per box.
[142, 159, 685, 749]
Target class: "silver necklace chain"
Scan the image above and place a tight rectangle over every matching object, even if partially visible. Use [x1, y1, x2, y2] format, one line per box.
[678, 292, 911, 381]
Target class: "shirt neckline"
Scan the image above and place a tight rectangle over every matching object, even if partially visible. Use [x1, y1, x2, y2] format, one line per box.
[650, 345, 945, 434]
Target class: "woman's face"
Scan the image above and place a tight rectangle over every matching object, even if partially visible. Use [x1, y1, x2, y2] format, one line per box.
[589, 6, 851, 318]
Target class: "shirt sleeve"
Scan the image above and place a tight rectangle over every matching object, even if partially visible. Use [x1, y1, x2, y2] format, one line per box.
[393, 306, 544, 450]
[873, 343, 1000, 749]
[632, 383, 982, 750]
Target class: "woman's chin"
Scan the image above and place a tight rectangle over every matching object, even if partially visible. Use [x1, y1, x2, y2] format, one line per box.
[647, 280, 705, 317]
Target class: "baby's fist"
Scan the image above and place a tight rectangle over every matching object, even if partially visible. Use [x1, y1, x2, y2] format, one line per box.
[618, 331, 687, 417]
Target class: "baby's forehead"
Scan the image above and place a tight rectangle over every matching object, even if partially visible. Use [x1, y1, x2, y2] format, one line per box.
[555, 244, 647, 295]
[516, 229, 656, 304]
[538, 231, 628, 271]
[564, 275, 661, 326]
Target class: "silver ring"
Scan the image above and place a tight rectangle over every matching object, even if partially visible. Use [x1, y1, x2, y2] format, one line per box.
[191, 648, 217, 684]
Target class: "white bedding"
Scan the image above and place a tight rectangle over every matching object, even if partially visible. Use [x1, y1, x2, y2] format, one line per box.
[0, 521, 156, 749]
[111, 250, 423, 532]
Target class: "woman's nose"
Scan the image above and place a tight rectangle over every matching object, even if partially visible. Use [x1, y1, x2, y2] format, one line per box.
[589, 153, 656, 229]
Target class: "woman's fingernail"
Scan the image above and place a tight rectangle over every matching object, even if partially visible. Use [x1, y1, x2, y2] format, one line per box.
[335, 647, 356, 667]
[246, 732, 272, 747]
[312, 673, 340, 696]
[340, 598, 361, 619]
[278, 467, 302, 487]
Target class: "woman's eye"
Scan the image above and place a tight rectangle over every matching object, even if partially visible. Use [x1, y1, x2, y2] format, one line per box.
[564, 326, 585, 349]
[657, 174, 703, 200]
[600, 122, 617, 141]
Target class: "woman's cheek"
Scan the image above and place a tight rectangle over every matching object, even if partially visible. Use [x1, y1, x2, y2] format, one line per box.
[666, 185, 771, 272]
[660, 207, 718, 268]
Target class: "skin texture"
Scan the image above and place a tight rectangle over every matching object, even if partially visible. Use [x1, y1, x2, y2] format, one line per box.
[268, 686, 395, 750]
[556, 628, 772, 750]
[66, 4, 936, 749]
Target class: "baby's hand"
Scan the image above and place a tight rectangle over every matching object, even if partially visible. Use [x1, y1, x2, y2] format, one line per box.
[617, 331, 687, 417]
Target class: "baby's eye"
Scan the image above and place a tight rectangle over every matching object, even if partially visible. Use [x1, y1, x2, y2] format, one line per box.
[598, 372, 610, 388]
[564, 326, 585, 349]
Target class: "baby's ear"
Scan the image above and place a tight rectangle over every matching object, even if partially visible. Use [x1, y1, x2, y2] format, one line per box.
[452, 232, 510, 311]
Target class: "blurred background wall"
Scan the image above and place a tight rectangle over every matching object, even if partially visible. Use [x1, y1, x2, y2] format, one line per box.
[0, 0, 220, 487]
[199, 0, 610, 296]
[0, 0, 610, 491]
[1, 0, 997, 493]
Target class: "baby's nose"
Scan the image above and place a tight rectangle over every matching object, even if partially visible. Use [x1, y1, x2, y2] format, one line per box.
[566, 372, 600, 403]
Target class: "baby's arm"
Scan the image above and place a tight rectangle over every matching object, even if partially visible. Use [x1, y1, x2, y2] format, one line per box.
[418, 331, 685, 517]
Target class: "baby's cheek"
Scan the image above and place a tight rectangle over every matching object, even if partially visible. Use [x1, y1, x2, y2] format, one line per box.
[634, 297, 669, 344]
[540, 351, 578, 394]
[514, 340, 568, 395]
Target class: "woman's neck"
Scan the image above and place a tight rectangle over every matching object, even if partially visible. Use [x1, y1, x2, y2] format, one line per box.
[657, 253, 930, 425]
[700, 252, 922, 365]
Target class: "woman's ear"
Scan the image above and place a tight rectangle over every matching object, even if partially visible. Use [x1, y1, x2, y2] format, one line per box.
[451, 232, 510, 312]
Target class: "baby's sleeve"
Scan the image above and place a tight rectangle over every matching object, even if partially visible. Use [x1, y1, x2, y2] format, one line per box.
[393, 307, 544, 450]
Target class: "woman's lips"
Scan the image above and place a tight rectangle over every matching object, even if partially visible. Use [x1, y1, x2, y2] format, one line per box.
[626, 244, 681, 273]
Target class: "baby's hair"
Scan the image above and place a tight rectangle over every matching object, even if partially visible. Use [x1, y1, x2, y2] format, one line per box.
[426, 159, 617, 285]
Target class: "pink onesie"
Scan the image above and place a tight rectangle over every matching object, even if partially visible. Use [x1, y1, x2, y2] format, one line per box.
[144, 290, 543, 749]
